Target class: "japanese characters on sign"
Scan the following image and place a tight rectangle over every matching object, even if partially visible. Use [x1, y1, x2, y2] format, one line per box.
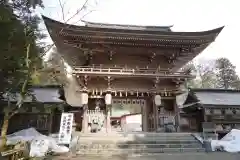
[58, 113, 74, 144]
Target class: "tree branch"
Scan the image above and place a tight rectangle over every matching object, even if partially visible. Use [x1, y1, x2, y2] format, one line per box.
[73, 9, 96, 24]
[58, 0, 65, 22]
[8, 44, 32, 119]
[65, 0, 89, 23]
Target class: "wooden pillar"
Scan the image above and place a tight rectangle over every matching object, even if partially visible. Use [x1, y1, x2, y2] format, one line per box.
[174, 100, 180, 132]
[142, 99, 148, 132]
[152, 95, 160, 132]
[152, 97, 158, 132]
[106, 105, 111, 133]
[155, 104, 159, 132]
[145, 99, 150, 132]
[49, 112, 53, 134]
[82, 104, 88, 133]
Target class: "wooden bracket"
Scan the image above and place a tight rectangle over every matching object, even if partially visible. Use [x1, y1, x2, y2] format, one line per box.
[154, 77, 160, 88]
[83, 75, 88, 87]
[109, 51, 114, 61]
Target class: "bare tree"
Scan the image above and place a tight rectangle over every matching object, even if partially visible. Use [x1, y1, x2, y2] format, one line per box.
[42, 0, 99, 56]
[196, 59, 217, 88]
[39, 0, 100, 84]
[182, 59, 217, 89]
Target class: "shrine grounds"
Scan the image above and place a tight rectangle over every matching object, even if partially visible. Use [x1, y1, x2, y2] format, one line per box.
[50, 152, 240, 160]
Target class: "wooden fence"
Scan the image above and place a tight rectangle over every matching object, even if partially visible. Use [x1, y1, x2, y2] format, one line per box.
[0, 113, 61, 135]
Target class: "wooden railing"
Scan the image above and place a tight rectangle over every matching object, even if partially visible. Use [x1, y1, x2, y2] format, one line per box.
[73, 66, 194, 78]
[87, 110, 105, 124]
[0, 113, 52, 135]
[147, 113, 176, 131]
[158, 114, 176, 128]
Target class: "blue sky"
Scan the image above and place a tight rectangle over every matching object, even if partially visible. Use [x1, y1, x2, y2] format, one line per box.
[38, 0, 240, 72]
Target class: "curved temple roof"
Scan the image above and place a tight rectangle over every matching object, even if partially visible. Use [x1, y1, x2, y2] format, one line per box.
[42, 16, 224, 68]
[42, 15, 223, 38]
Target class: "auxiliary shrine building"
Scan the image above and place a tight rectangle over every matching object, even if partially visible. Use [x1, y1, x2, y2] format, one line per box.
[42, 16, 223, 133]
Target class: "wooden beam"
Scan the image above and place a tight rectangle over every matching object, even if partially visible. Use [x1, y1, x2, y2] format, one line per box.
[73, 67, 194, 79]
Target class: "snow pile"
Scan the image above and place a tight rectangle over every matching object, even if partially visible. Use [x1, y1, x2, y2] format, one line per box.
[6, 128, 69, 157]
[7, 128, 42, 145]
[211, 129, 240, 153]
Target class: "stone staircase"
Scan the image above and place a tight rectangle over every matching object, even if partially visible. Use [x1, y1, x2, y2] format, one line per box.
[74, 132, 205, 155]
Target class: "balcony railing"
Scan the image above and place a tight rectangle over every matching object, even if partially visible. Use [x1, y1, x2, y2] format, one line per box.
[73, 66, 194, 78]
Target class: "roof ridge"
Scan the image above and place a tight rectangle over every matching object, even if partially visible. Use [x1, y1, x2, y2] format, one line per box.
[81, 20, 173, 31]
[191, 88, 240, 93]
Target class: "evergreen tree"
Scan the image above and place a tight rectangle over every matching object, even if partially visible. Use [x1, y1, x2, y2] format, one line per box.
[215, 57, 240, 89]
[0, 0, 45, 149]
[0, 0, 44, 92]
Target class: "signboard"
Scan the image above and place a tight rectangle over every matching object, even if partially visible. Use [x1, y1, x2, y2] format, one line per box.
[58, 113, 74, 144]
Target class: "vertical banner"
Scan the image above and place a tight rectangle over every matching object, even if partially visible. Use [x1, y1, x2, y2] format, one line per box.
[58, 113, 74, 144]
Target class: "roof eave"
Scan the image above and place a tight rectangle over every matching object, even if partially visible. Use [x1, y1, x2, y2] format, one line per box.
[42, 15, 224, 37]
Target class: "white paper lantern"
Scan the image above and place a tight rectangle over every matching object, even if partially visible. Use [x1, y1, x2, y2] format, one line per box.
[154, 95, 161, 106]
[105, 93, 112, 105]
[80, 92, 88, 105]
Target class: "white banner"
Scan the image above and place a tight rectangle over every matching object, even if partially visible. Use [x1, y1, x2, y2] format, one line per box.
[58, 113, 74, 144]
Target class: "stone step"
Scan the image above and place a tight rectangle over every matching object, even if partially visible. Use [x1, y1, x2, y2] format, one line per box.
[79, 139, 196, 144]
[76, 143, 202, 149]
[75, 132, 204, 155]
[76, 147, 205, 155]
[78, 140, 200, 145]
[78, 136, 196, 141]
[77, 133, 194, 138]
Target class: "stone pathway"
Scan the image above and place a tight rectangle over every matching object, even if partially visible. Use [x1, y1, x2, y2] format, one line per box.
[51, 152, 240, 160]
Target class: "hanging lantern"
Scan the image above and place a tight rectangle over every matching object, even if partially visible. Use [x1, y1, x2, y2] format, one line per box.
[80, 92, 88, 105]
[154, 94, 161, 106]
[105, 93, 112, 105]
